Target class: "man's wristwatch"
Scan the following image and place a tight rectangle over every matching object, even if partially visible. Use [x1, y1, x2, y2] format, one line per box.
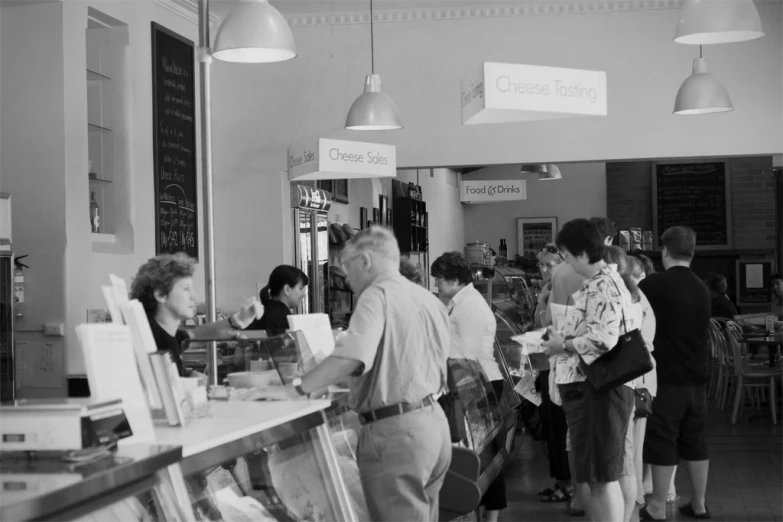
[292, 377, 308, 397]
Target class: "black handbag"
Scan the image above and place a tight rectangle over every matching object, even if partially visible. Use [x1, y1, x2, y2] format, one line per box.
[578, 276, 654, 392]
[634, 387, 653, 418]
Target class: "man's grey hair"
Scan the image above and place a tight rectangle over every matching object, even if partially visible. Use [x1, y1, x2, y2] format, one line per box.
[346, 226, 401, 266]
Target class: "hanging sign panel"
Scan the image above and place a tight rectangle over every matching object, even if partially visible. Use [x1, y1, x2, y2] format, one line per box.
[288, 138, 396, 181]
[460, 179, 527, 203]
[462, 62, 608, 125]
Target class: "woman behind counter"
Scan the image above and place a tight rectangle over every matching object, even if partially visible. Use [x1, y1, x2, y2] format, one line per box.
[246, 265, 309, 331]
[129, 253, 261, 377]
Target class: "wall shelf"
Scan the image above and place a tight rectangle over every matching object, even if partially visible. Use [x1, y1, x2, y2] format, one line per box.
[86, 69, 110, 82]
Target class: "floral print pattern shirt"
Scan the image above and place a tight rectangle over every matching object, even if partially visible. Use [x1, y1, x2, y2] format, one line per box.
[553, 264, 641, 386]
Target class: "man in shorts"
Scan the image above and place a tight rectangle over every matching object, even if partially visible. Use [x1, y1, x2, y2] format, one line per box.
[639, 226, 711, 520]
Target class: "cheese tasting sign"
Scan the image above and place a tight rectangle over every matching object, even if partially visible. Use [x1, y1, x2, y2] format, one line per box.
[462, 62, 607, 125]
[460, 180, 527, 203]
[288, 138, 396, 181]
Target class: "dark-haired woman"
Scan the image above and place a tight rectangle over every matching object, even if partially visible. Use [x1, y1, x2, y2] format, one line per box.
[432, 251, 507, 522]
[130, 253, 261, 378]
[542, 219, 641, 522]
[246, 265, 309, 331]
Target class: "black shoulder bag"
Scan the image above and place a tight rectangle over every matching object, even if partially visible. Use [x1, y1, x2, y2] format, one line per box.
[578, 275, 654, 393]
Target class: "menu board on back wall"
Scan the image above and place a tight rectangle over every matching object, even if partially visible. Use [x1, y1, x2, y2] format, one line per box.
[151, 23, 198, 259]
[652, 161, 732, 250]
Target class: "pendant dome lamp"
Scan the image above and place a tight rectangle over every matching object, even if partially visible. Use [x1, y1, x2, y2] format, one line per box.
[213, 0, 296, 63]
[539, 164, 562, 181]
[520, 164, 562, 180]
[674, 0, 764, 45]
[344, 0, 403, 130]
[673, 46, 734, 115]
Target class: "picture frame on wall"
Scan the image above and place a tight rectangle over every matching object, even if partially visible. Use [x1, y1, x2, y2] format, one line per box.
[373, 208, 381, 224]
[517, 217, 558, 258]
[386, 209, 393, 227]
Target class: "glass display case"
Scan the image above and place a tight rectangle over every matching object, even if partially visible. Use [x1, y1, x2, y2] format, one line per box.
[441, 357, 520, 504]
[473, 266, 537, 333]
[154, 400, 357, 522]
[0, 444, 192, 522]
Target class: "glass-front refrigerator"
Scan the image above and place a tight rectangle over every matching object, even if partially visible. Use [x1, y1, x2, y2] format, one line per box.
[292, 185, 331, 315]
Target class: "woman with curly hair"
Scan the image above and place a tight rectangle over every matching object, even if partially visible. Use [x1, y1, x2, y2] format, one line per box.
[130, 253, 261, 377]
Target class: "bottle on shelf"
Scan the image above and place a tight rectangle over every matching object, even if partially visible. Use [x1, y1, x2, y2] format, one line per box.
[90, 192, 101, 233]
[499, 239, 508, 258]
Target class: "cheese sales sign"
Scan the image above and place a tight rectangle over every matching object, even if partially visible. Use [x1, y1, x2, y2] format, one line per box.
[460, 180, 527, 204]
[288, 138, 396, 181]
[462, 62, 607, 125]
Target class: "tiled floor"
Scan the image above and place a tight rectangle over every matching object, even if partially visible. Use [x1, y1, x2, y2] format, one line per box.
[499, 400, 782, 522]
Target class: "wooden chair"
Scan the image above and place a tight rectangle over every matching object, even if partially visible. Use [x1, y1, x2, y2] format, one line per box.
[709, 320, 736, 409]
[723, 323, 782, 425]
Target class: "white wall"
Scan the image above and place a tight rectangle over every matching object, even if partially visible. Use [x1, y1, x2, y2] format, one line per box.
[1, 0, 204, 385]
[462, 163, 607, 257]
[210, 2, 782, 308]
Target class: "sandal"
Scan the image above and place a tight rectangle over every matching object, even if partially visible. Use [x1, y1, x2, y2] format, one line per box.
[639, 506, 667, 521]
[541, 486, 571, 503]
[679, 503, 711, 520]
[538, 483, 559, 496]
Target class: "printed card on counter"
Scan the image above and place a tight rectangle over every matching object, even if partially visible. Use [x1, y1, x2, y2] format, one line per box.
[75, 324, 155, 445]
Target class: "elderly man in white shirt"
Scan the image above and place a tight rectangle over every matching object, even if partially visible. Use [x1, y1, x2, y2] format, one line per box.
[432, 251, 506, 522]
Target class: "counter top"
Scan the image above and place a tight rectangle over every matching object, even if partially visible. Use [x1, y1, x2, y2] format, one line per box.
[154, 399, 331, 458]
[0, 443, 182, 522]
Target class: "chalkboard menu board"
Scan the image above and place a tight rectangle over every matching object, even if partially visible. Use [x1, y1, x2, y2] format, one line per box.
[652, 161, 731, 249]
[152, 23, 198, 259]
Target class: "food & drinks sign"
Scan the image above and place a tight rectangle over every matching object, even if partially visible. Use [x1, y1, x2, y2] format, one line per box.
[460, 179, 527, 203]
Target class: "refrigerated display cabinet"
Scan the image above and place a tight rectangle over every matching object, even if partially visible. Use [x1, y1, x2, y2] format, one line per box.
[473, 266, 537, 333]
[153, 400, 358, 522]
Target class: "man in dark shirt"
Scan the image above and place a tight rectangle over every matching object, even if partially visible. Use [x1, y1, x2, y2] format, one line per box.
[638, 227, 711, 521]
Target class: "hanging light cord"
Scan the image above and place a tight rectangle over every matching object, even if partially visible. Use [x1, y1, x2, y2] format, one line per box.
[370, 0, 375, 74]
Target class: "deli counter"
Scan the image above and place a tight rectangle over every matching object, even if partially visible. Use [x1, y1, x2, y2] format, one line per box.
[0, 398, 358, 522]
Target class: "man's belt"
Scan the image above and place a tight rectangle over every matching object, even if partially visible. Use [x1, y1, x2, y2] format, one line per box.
[358, 395, 436, 425]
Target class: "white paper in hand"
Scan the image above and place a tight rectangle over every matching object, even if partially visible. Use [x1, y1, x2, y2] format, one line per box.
[511, 329, 547, 355]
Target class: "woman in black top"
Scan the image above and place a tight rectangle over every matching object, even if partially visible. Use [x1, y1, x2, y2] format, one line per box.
[130, 253, 261, 377]
[704, 272, 738, 319]
[246, 265, 309, 331]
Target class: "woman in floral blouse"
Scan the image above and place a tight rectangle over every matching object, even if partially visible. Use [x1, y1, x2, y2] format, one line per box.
[542, 219, 641, 522]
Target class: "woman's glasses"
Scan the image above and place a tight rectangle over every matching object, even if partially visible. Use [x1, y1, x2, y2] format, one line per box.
[541, 245, 564, 259]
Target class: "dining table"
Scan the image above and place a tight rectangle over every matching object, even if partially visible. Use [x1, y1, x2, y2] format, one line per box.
[741, 331, 783, 367]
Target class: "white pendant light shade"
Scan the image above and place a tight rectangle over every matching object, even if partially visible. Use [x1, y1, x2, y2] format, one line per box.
[539, 164, 562, 181]
[520, 164, 547, 175]
[345, 74, 404, 131]
[673, 57, 733, 115]
[213, 0, 296, 63]
[674, 0, 764, 45]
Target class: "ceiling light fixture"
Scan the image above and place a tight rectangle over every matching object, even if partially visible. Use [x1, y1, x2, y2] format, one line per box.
[673, 46, 734, 115]
[520, 164, 562, 180]
[674, 0, 764, 45]
[344, 0, 403, 130]
[213, 0, 296, 63]
[539, 164, 562, 181]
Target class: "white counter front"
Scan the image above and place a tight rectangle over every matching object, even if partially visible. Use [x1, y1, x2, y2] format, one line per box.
[153, 400, 331, 457]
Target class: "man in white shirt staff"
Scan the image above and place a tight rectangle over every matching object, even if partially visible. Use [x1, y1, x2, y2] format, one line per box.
[432, 251, 507, 522]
